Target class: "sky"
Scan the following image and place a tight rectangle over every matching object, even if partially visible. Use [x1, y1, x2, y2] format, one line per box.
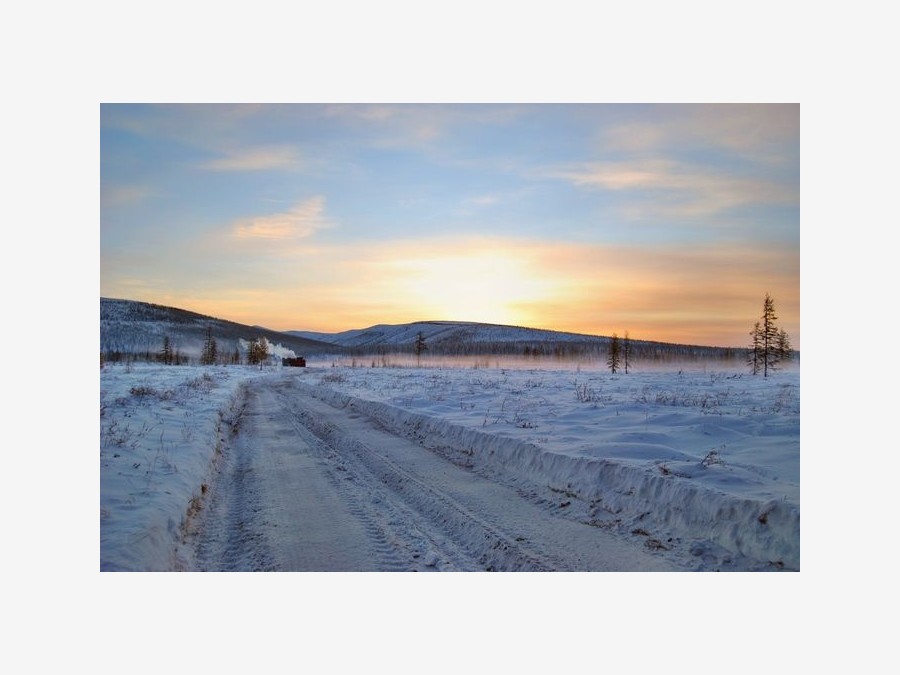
[100, 103, 799, 349]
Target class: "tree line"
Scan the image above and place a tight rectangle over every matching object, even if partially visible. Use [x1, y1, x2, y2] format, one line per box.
[101, 329, 273, 367]
[367, 332, 743, 365]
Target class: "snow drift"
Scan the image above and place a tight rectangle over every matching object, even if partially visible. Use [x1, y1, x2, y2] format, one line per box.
[299, 381, 799, 570]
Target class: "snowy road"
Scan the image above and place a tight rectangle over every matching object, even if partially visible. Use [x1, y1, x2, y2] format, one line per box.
[190, 377, 682, 572]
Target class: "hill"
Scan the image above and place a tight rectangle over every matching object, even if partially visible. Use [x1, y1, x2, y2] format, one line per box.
[100, 298, 341, 363]
[289, 320, 743, 363]
[291, 321, 603, 348]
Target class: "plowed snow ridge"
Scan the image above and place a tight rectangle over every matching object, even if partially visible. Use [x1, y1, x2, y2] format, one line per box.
[186, 376, 797, 571]
[297, 381, 799, 570]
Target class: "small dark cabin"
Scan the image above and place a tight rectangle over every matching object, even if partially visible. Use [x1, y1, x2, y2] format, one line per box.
[282, 357, 306, 367]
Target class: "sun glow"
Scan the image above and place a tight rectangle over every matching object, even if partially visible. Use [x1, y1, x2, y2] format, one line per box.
[391, 249, 557, 326]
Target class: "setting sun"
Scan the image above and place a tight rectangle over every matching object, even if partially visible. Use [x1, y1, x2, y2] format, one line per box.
[390, 248, 558, 326]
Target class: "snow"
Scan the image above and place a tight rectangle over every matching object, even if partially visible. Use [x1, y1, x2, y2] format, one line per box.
[91, 356, 814, 669]
[297, 361, 799, 570]
[289, 320, 611, 348]
[99, 365, 271, 570]
[100, 359, 799, 572]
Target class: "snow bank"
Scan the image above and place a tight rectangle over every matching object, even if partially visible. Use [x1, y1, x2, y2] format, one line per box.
[99, 365, 260, 571]
[298, 366, 800, 570]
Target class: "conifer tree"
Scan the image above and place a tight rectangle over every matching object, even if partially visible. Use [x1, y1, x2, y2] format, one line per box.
[749, 294, 791, 377]
[761, 293, 779, 377]
[623, 331, 632, 374]
[159, 335, 173, 365]
[748, 321, 762, 375]
[776, 328, 793, 365]
[248, 337, 269, 366]
[607, 333, 621, 374]
[414, 331, 428, 366]
[201, 326, 218, 365]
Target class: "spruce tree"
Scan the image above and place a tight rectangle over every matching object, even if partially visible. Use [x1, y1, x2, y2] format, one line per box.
[414, 331, 428, 366]
[748, 321, 762, 375]
[749, 294, 791, 376]
[776, 328, 793, 365]
[761, 293, 779, 377]
[201, 326, 218, 365]
[607, 333, 621, 374]
[623, 331, 632, 374]
[159, 335, 173, 365]
[248, 336, 269, 366]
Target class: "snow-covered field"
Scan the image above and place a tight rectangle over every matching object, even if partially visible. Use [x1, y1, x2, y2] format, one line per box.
[99, 365, 271, 570]
[100, 359, 799, 572]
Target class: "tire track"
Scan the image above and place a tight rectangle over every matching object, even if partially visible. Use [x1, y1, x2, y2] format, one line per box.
[270, 384, 475, 571]
[192, 386, 277, 572]
[192, 376, 681, 572]
[271, 382, 563, 571]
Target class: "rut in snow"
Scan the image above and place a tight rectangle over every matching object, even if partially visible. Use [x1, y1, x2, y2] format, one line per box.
[187, 377, 680, 572]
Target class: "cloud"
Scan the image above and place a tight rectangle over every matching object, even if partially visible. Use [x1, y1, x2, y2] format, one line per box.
[323, 103, 524, 149]
[603, 104, 799, 165]
[322, 104, 443, 144]
[466, 194, 501, 206]
[101, 184, 154, 208]
[551, 159, 797, 218]
[200, 145, 302, 172]
[231, 196, 331, 241]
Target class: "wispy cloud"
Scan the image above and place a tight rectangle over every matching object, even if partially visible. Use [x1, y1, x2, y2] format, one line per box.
[603, 104, 799, 164]
[466, 194, 501, 206]
[232, 196, 331, 240]
[323, 104, 524, 148]
[200, 145, 302, 172]
[551, 159, 797, 218]
[323, 104, 443, 144]
[101, 184, 155, 208]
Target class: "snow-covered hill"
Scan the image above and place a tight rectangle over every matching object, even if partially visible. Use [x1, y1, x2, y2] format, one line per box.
[100, 298, 341, 362]
[289, 320, 604, 348]
[288, 320, 744, 363]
